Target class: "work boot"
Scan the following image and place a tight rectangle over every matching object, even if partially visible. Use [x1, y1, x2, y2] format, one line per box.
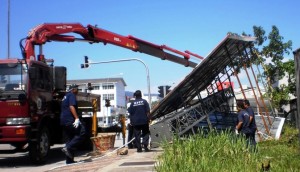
[137, 148, 142, 153]
[66, 160, 77, 164]
[144, 147, 151, 152]
[62, 147, 73, 159]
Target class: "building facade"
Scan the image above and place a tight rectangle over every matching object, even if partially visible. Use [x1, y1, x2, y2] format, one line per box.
[67, 78, 127, 127]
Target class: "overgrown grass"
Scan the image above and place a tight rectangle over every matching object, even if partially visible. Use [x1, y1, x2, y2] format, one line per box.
[155, 125, 300, 172]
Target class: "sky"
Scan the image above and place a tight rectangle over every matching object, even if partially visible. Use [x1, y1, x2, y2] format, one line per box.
[0, 0, 299, 94]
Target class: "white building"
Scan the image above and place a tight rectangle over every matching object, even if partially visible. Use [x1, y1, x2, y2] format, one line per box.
[67, 78, 127, 127]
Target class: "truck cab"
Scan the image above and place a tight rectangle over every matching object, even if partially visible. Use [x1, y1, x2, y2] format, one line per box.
[0, 58, 66, 163]
[0, 59, 30, 144]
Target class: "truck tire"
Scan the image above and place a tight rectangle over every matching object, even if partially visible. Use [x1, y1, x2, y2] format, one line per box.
[29, 127, 50, 164]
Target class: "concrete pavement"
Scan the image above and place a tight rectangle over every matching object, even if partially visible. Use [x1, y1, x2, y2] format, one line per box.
[47, 136, 163, 172]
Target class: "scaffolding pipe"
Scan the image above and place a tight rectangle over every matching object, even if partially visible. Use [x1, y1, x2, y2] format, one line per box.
[250, 48, 276, 116]
[244, 46, 272, 125]
[243, 64, 270, 134]
[224, 46, 246, 99]
[255, 64, 276, 115]
[249, 64, 272, 125]
[236, 45, 270, 134]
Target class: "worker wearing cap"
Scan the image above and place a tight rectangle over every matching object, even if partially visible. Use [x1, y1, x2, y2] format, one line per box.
[128, 90, 151, 152]
[60, 84, 86, 164]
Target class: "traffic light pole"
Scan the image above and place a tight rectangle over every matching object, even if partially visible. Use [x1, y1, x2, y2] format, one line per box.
[82, 58, 152, 108]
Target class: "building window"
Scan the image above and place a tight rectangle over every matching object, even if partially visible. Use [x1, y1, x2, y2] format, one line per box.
[93, 86, 100, 90]
[103, 84, 114, 90]
[103, 94, 114, 100]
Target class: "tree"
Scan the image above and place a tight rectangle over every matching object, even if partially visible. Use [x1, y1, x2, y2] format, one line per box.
[251, 25, 293, 110]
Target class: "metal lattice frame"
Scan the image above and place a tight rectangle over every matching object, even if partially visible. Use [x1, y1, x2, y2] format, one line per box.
[149, 34, 256, 146]
[150, 88, 234, 147]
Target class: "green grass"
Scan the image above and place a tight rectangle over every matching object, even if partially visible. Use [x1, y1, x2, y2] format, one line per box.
[155, 125, 300, 172]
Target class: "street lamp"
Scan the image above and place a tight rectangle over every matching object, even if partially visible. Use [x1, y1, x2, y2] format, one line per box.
[81, 57, 152, 108]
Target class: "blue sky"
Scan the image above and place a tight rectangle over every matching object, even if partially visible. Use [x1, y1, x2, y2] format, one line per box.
[0, 0, 299, 94]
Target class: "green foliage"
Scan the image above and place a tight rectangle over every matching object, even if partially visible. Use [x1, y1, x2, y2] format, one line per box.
[271, 85, 292, 109]
[251, 25, 294, 109]
[155, 126, 300, 172]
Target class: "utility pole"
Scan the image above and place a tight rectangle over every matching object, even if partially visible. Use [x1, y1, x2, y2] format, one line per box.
[293, 48, 300, 148]
[7, 0, 11, 58]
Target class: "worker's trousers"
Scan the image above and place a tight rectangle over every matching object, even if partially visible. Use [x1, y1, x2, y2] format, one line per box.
[133, 124, 150, 151]
[63, 123, 86, 163]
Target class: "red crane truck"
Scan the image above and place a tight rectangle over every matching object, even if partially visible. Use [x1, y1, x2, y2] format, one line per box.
[0, 23, 202, 163]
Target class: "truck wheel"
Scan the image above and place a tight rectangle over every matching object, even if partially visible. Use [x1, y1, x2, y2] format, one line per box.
[29, 127, 50, 164]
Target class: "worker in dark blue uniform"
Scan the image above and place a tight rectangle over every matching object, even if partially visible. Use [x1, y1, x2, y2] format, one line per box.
[243, 99, 257, 149]
[60, 84, 86, 164]
[236, 100, 256, 150]
[128, 90, 151, 152]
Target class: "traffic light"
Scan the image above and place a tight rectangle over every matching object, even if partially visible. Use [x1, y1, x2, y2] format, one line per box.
[158, 86, 164, 98]
[87, 82, 93, 90]
[105, 99, 111, 107]
[166, 85, 171, 95]
[81, 56, 89, 68]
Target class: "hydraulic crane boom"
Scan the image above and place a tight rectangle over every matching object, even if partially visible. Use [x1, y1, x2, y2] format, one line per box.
[22, 23, 203, 67]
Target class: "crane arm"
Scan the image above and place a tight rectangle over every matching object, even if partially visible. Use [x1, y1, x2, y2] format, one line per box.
[23, 23, 201, 67]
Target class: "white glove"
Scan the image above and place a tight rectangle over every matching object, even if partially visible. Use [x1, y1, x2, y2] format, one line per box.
[235, 129, 239, 135]
[73, 119, 81, 128]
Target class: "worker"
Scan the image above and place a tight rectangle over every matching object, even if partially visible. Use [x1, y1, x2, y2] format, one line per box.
[235, 100, 256, 150]
[60, 84, 86, 164]
[128, 90, 151, 152]
[243, 99, 257, 149]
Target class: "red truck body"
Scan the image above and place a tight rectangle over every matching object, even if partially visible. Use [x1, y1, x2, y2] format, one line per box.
[0, 23, 202, 164]
[0, 58, 68, 163]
